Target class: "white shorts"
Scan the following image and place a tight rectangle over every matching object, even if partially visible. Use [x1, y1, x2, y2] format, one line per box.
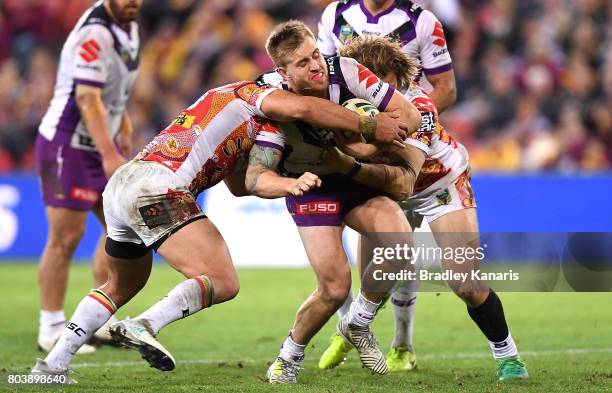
[400, 169, 476, 225]
[102, 160, 205, 248]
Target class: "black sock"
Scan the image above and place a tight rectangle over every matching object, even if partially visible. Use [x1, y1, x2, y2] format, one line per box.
[466, 289, 509, 342]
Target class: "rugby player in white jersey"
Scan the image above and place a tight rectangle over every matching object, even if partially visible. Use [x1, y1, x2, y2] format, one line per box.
[318, 0, 456, 113]
[29, 74, 409, 382]
[317, 0, 457, 370]
[247, 21, 424, 384]
[320, 35, 529, 381]
[35, 0, 141, 354]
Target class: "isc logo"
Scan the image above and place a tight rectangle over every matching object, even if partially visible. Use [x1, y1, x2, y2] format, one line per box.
[67, 322, 87, 337]
[296, 202, 340, 215]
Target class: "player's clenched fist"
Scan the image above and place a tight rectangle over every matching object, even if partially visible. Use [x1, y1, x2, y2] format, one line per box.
[287, 172, 322, 196]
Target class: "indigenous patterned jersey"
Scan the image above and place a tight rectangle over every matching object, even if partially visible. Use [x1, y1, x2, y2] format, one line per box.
[39, 0, 139, 150]
[136, 81, 284, 196]
[317, 0, 452, 83]
[257, 56, 395, 176]
[373, 83, 468, 195]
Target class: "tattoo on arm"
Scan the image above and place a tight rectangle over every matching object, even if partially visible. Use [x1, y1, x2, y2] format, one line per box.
[249, 144, 279, 168]
[245, 144, 282, 193]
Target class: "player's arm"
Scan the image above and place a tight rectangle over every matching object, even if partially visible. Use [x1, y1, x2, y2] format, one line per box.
[417, 10, 457, 113]
[426, 70, 456, 114]
[245, 144, 321, 199]
[321, 145, 425, 201]
[338, 58, 421, 133]
[382, 90, 422, 134]
[75, 84, 126, 178]
[117, 111, 134, 158]
[223, 157, 249, 197]
[332, 130, 381, 160]
[259, 90, 408, 145]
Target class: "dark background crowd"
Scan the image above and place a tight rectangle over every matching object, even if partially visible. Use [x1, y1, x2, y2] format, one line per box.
[0, 0, 610, 172]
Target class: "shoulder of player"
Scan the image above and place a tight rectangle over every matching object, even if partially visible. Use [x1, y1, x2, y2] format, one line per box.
[79, 2, 113, 30]
[405, 84, 437, 114]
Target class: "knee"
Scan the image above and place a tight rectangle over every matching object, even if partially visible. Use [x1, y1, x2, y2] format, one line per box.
[319, 280, 351, 308]
[48, 227, 85, 255]
[452, 285, 488, 307]
[216, 275, 240, 303]
[100, 276, 147, 309]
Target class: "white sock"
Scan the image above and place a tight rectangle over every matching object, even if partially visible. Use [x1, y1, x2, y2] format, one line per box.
[45, 290, 116, 371]
[134, 275, 213, 335]
[279, 332, 305, 364]
[345, 292, 380, 327]
[39, 310, 66, 337]
[391, 285, 418, 350]
[489, 333, 518, 359]
[337, 288, 354, 318]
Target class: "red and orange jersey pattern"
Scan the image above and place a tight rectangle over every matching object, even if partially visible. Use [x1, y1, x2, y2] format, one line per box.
[136, 81, 284, 196]
[403, 82, 468, 194]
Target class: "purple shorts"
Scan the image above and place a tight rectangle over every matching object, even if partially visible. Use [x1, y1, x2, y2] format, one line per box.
[285, 174, 383, 227]
[35, 135, 107, 211]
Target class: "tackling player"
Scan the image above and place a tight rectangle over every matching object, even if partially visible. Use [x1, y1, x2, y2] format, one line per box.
[250, 21, 424, 384]
[321, 35, 529, 381]
[29, 78, 408, 382]
[35, 0, 141, 353]
[317, 0, 457, 371]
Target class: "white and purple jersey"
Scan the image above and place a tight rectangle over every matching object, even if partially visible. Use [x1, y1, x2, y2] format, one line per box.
[38, 0, 139, 151]
[317, 0, 452, 84]
[257, 56, 395, 176]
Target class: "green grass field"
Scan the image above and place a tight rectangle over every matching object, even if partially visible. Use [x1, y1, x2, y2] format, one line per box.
[0, 263, 610, 392]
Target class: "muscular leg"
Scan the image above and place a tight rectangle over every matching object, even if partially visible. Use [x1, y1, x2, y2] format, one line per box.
[91, 203, 108, 287]
[39, 207, 88, 312]
[38, 207, 89, 349]
[132, 218, 240, 336]
[291, 226, 351, 345]
[430, 208, 519, 360]
[345, 196, 413, 304]
[44, 251, 152, 371]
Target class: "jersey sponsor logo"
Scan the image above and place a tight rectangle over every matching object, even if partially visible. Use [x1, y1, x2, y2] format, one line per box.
[173, 113, 196, 129]
[371, 81, 383, 98]
[295, 201, 340, 215]
[418, 112, 436, 133]
[70, 186, 99, 203]
[431, 21, 446, 47]
[433, 48, 448, 57]
[326, 57, 335, 74]
[357, 65, 380, 89]
[79, 39, 101, 63]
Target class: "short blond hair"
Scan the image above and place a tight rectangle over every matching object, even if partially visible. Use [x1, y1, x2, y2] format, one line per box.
[340, 35, 420, 91]
[265, 20, 316, 67]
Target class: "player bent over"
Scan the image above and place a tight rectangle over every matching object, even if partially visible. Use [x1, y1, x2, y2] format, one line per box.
[252, 21, 423, 383]
[29, 79, 408, 383]
[321, 35, 529, 381]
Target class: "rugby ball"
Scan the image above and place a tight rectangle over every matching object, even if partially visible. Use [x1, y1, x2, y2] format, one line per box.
[342, 98, 379, 118]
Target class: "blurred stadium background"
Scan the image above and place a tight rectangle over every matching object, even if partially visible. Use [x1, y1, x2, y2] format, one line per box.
[0, 1, 610, 391]
[0, 0, 610, 172]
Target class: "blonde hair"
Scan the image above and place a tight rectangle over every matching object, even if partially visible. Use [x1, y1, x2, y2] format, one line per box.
[340, 35, 420, 91]
[265, 20, 316, 67]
